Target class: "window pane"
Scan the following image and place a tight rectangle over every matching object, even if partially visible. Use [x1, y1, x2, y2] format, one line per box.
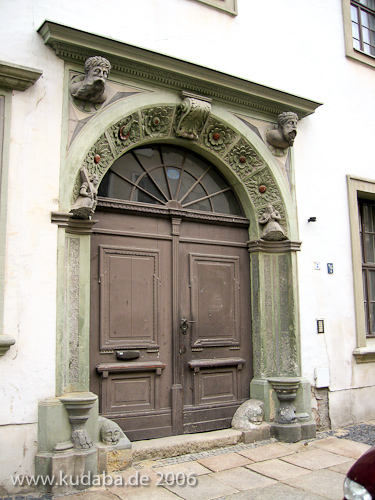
[161, 147, 185, 168]
[363, 270, 369, 335]
[148, 166, 169, 201]
[183, 183, 211, 210]
[362, 204, 373, 232]
[133, 147, 160, 169]
[352, 21, 360, 41]
[365, 233, 375, 261]
[212, 191, 242, 215]
[166, 167, 182, 199]
[351, 4, 359, 21]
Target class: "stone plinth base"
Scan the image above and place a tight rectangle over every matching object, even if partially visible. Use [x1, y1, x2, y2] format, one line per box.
[271, 422, 302, 443]
[97, 436, 132, 473]
[241, 423, 271, 444]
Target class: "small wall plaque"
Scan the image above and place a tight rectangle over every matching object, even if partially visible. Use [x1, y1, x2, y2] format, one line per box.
[327, 263, 334, 274]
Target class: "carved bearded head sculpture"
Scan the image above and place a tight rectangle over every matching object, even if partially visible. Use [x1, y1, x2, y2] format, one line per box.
[70, 56, 111, 103]
[266, 111, 298, 152]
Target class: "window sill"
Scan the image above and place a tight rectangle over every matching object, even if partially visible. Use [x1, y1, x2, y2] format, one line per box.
[353, 347, 375, 363]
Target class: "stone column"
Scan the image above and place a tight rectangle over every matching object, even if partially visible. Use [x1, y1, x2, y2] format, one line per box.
[248, 240, 315, 441]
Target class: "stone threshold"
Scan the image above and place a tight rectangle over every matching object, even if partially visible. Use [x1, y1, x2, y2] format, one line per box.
[131, 424, 271, 462]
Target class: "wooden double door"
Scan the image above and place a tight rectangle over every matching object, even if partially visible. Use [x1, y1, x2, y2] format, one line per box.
[90, 209, 252, 440]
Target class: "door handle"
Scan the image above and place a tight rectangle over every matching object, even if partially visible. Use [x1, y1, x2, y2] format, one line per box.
[180, 318, 195, 335]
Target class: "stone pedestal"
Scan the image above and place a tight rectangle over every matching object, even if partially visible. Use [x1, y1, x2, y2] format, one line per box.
[60, 392, 97, 450]
[268, 377, 302, 443]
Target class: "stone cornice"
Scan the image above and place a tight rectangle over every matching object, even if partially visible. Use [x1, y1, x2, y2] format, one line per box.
[37, 21, 322, 119]
[0, 61, 42, 91]
[248, 239, 302, 253]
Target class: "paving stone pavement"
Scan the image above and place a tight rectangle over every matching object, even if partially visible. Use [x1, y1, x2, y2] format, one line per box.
[2, 422, 375, 500]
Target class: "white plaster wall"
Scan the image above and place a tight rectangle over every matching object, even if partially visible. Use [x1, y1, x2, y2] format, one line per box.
[0, 424, 37, 495]
[1, 0, 375, 484]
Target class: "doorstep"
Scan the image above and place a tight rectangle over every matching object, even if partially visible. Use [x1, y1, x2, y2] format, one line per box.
[131, 423, 271, 462]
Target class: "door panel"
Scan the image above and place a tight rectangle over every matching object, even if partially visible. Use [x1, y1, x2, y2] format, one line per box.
[90, 210, 252, 440]
[99, 246, 160, 349]
[189, 253, 240, 346]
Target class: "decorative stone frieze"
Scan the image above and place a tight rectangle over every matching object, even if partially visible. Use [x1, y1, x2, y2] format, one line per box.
[175, 92, 211, 140]
[142, 106, 174, 138]
[224, 139, 263, 179]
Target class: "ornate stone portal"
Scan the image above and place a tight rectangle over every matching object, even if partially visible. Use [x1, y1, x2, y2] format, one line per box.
[35, 22, 322, 480]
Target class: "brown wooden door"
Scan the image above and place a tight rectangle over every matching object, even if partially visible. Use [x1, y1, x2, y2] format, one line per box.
[90, 209, 252, 440]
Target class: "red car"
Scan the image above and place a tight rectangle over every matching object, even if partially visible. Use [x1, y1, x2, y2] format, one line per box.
[343, 444, 375, 500]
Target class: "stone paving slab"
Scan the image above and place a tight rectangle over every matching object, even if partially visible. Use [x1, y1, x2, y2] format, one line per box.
[223, 482, 331, 500]
[208, 466, 276, 491]
[164, 474, 239, 500]
[246, 457, 311, 480]
[309, 436, 371, 459]
[281, 448, 352, 470]
[197, 452, 252, 472]
[237, 442, 295, 462]
[282, 469, 347, 500]
[328, 459, 356, 474]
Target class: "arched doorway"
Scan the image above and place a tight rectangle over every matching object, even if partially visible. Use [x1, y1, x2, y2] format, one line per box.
[89, 144, 253, 440]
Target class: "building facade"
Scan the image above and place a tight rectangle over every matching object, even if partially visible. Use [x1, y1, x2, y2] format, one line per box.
[1, 0, 375, 492]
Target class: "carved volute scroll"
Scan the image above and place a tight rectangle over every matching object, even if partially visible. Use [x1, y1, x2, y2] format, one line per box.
[175, 92, 212, 140]
[266, 112, 298, 157]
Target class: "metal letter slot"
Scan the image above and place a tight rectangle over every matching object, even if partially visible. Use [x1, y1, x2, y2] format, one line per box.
[116, 350, 140, 360]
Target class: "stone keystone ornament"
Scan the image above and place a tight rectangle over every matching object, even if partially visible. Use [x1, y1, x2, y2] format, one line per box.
[266, 111, 298, 156]
[175, 91, 212, 140]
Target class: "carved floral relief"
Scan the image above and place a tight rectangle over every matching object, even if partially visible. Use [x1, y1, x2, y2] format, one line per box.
[225, 140, 264, 179]
[109, 113, 140, 157]
[142, 106, 174, 138]
[203, 120, 236, 153]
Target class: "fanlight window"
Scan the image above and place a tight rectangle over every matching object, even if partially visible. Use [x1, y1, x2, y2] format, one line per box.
[98, 145, 242, 216]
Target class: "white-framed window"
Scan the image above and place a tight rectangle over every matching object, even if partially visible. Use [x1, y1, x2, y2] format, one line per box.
[342, 0, 375, 67]
[348, 175, 375, 362]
